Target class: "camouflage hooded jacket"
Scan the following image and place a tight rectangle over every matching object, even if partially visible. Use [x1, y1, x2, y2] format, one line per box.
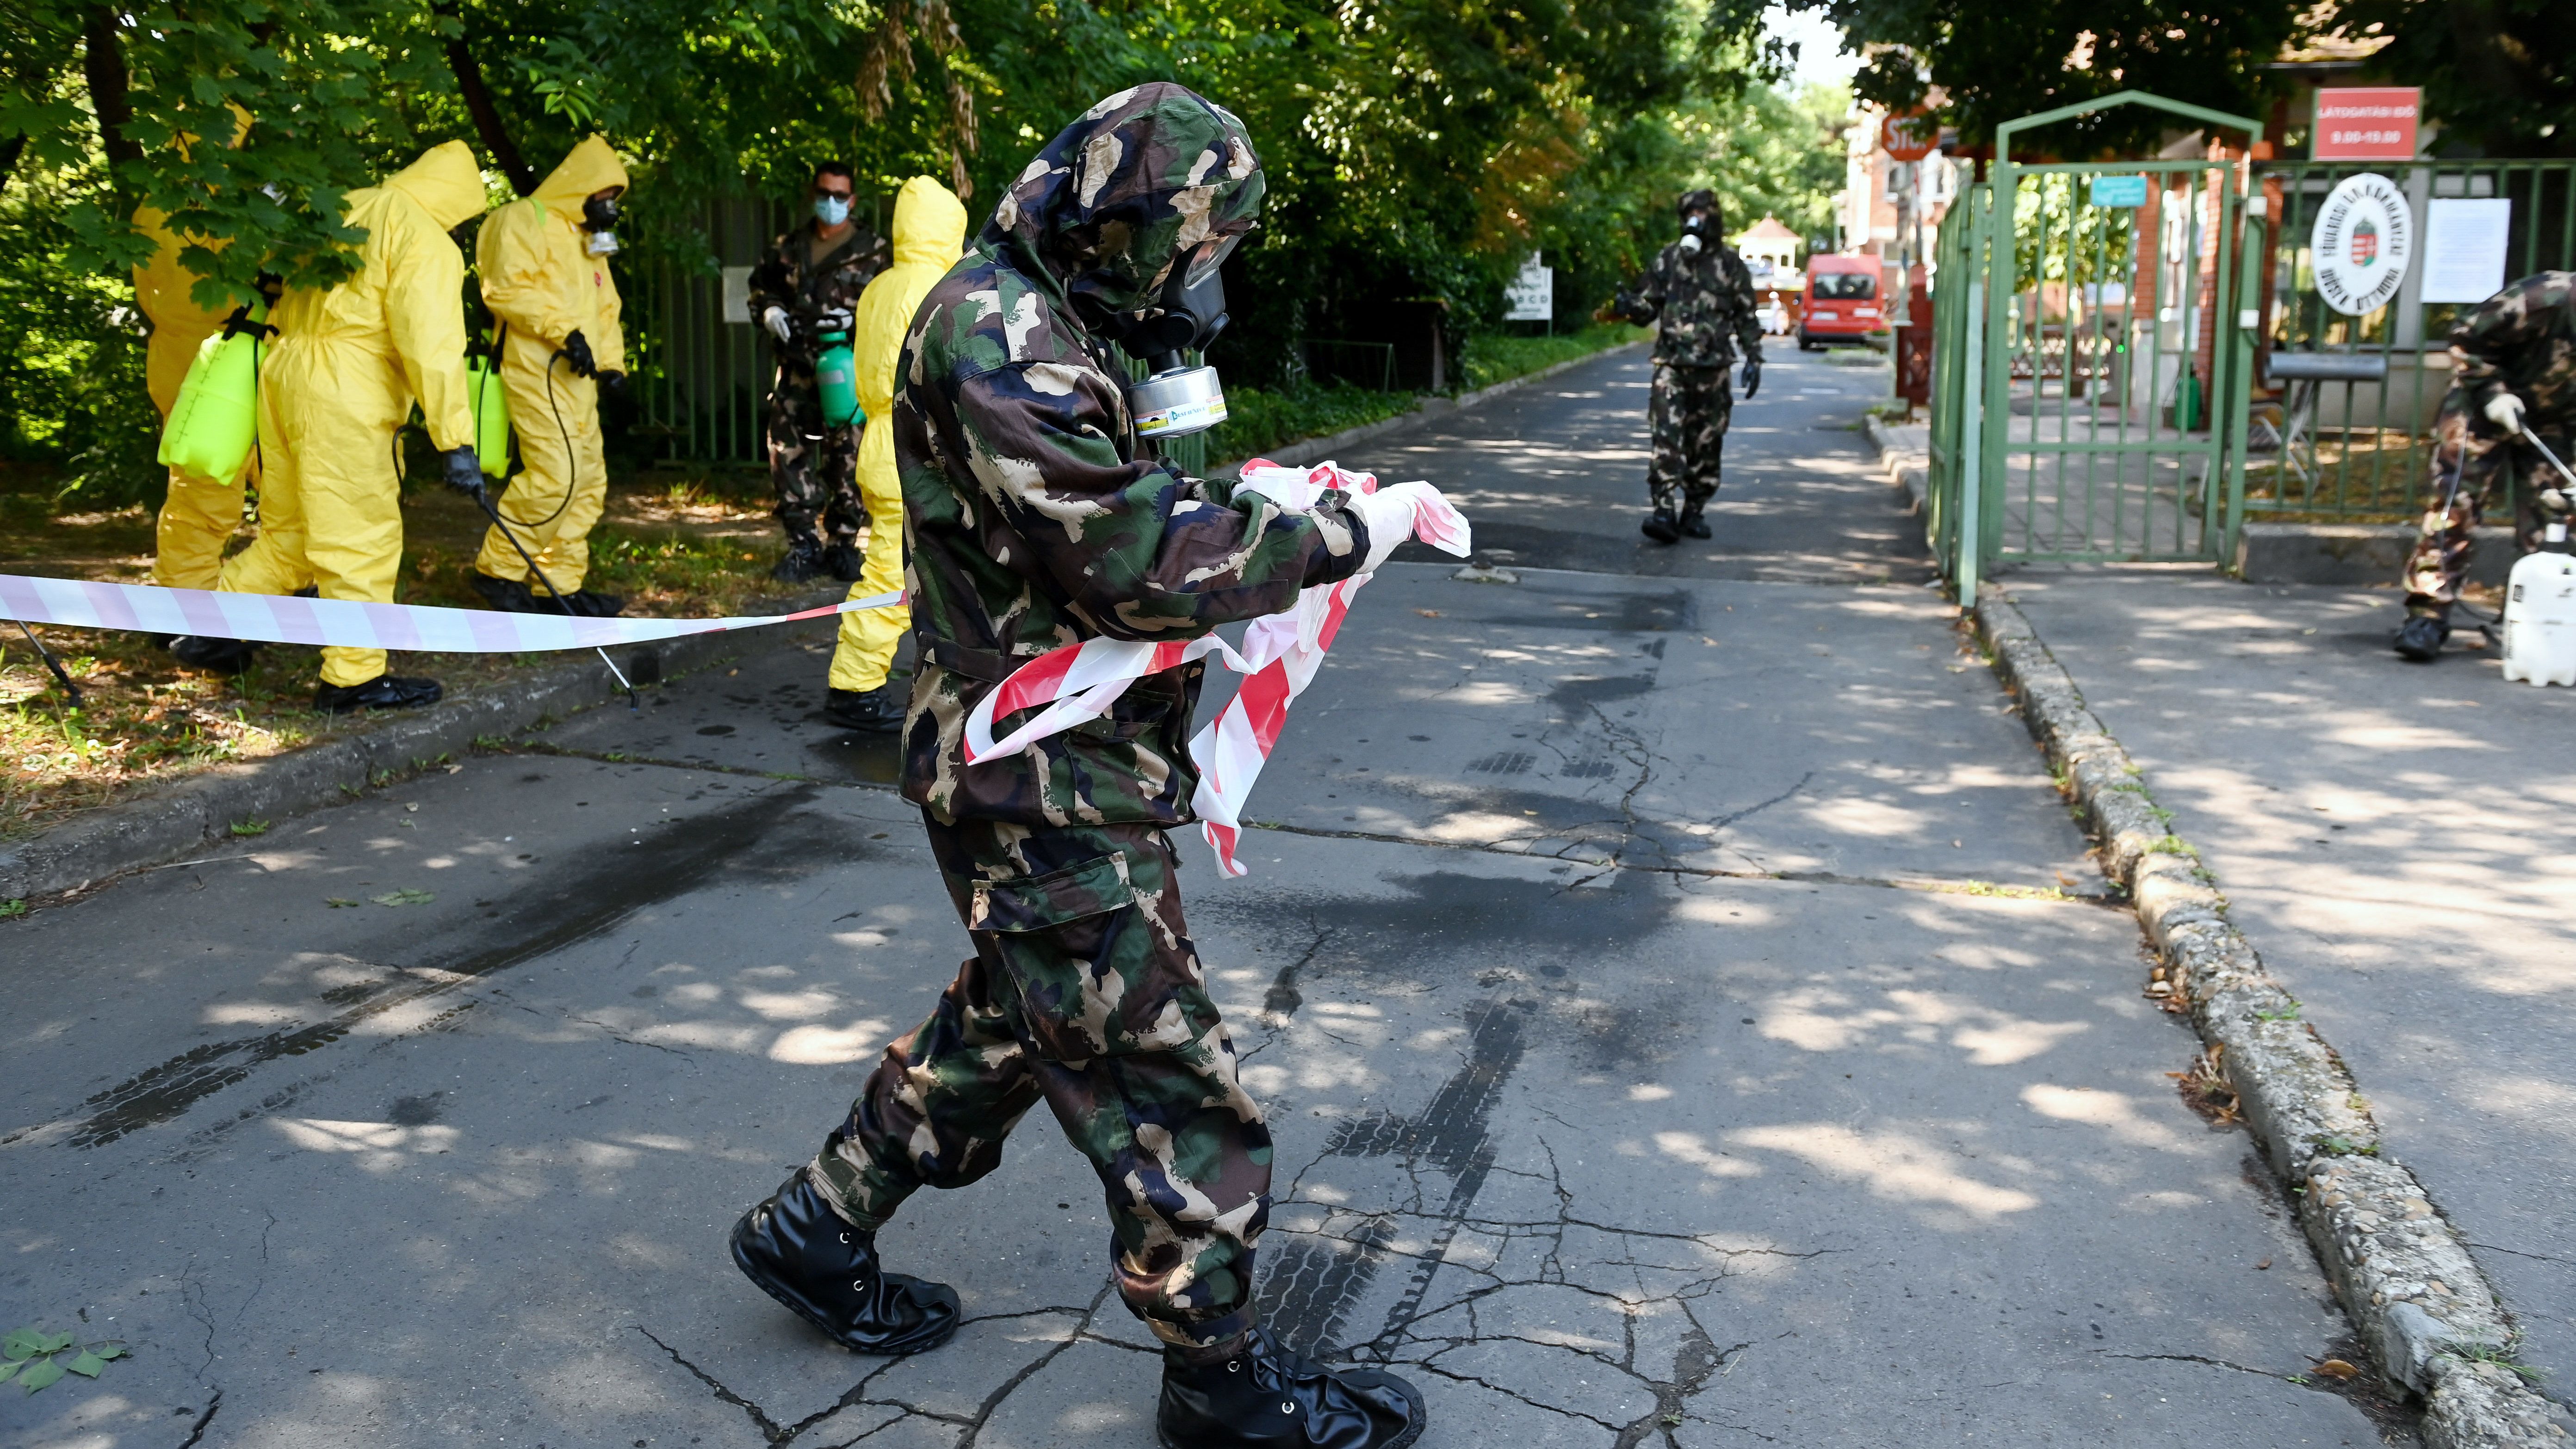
[2450, 271, 2576, 427]
[893, 83, 1373, 828]
[1619, 192, 1763, 370]
[749, 219, 889, 367]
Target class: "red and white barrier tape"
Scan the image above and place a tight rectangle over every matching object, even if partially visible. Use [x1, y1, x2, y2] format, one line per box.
[0, 573, 904, 652]
[963, 459, 1470, 876]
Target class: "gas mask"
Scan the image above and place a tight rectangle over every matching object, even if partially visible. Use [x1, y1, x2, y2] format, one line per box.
[1118, 234, 1238, 440]
[582, 194, 622, 256]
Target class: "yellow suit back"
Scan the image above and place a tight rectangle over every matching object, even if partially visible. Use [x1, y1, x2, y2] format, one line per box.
[829, 176, 968, 694]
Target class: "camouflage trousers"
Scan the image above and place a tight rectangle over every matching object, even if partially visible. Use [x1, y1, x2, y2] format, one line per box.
[766, 361, 863, 545]
[1647, 362, 1734, 514]
[2402, 390, 2569, 613]
[809, 815, 1270, 1352]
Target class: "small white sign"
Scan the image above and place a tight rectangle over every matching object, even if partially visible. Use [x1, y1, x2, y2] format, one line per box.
[2309, 173, 2413, 317]
[2421, 198, 2513, 305]
[721, 265, 753, 324]
[1504, 254, 1553, 321]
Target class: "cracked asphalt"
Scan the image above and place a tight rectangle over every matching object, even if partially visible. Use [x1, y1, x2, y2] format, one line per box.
[1, 349, 2399, 1446]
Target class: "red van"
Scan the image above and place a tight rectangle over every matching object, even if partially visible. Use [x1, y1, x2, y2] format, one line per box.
[1799, 255, 1887, 350]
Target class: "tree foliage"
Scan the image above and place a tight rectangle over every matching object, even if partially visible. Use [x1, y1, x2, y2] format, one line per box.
[1714, 0, 2300, 156]
[2336, 0, 2576, 157]
[0, 0, 1850, 487]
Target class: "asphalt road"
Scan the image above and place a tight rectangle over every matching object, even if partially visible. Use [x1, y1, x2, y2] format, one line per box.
[0, 349, 2399, 1448]
[2003, 565, 2576, 1411]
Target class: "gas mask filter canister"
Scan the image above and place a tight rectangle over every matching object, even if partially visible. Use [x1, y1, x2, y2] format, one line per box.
[1125, 236, 1239, 441]
[583, 194, 623, 255]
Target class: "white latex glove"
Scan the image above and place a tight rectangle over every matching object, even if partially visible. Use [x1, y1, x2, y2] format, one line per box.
[1350, 486, 1421, 572]
[762, 306, 794, 346]
[2486, 390, 2527, 434]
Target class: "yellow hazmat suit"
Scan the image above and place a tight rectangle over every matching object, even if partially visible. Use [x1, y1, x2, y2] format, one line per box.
[137, 107, 258, 591]
[827, 176, 966, 694]
[219, 141, 487, 688]
[472, 135, 628, 595]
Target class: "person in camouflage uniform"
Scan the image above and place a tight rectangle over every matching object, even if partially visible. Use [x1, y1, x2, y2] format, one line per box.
[749, 161, 889, 583]
[1606, 189, 1764, 544]
[727, 83, 1430, 1449]
[2396, 271, 2576, 661]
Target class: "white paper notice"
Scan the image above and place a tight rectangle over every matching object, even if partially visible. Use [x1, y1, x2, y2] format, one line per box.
[2421, 199, 2512, 305]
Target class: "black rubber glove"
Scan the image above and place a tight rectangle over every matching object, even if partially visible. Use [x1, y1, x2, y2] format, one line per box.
[597, 369, 629, 401]
[1740, 355, 1762, 399]
[562, 328, 597, 378]
[440, 444, 486, 499]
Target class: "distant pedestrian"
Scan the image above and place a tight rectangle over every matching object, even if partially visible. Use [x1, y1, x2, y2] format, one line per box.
[1600, 189, 1764, 544]
[2395, 272, 2576, 662]
[750, 161, 887, 585]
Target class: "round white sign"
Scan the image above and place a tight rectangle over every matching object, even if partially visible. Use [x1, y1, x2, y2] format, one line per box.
[2310, 172, 2413, 316]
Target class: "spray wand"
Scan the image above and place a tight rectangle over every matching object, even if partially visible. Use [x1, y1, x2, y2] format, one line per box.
[12, 620, 84, 708]
[471, 490, 639, 710]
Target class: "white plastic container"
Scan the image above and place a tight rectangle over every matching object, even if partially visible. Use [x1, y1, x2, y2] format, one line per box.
[2502, 531, 2576, 687]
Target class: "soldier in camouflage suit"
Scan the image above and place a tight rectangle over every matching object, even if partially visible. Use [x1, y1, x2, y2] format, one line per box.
[2396, 271, 2576, 661]
[1608, 189, 1764, 544]
[749, 165, 889, 583]
[728, 83, 1429, 1449]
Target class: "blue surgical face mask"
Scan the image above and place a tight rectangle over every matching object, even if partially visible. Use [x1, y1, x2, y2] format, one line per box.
[814, 194, 852, 226]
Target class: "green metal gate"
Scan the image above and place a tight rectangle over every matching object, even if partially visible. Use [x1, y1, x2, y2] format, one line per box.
[1926, 92, 2266, 599]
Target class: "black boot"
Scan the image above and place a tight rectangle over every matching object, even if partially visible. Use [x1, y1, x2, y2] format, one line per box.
[729, 1171, 959, 1356]
[2393, 613, 2449, 663]
[822, 541, 866, 582]
[772, 538, 829, 584]
[825, 682, 907, 734]
[1640, 508, 1680, 544]
[559, 588, 625, 618]
[1677, 506, 1712, 539]
[313, 675, 443, 712]
[471, 572, 539, 613]
[1158, 1330, 1426, 1449]
[168, 635, 261, 674]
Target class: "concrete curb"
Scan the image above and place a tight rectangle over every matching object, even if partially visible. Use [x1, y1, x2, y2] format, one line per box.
[1971, 586, 2568, 1447]
[0, 596, 843, 905]
[1211, 341, 1648, 476]
[1861, 413, 1929, 514]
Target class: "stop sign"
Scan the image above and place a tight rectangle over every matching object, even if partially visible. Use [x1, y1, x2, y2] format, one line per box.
[1881, 110, 1936, 162]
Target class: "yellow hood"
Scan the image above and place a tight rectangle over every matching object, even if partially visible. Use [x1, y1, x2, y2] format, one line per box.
[533, 135, 629, 213]
[385, 140, 490, 231]
[891, 175, 968, 269]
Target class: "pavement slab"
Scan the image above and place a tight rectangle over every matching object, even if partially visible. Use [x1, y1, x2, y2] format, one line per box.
[0, 351, 2401, 1447]
[2000, 565, 2576, 1413]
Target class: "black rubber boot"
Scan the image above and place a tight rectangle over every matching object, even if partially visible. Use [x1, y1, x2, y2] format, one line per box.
[471, 572, 538, 613]
[560, 588, 625, 618]
[2393, 613, 2449, 663]
[730, 1171, 960, 1356]
[1157, 1330, 1426, 1449]
[823, 541, 867, 582]
[168, 635, 261, 674]
[313, 675, 443, 712]
[825, 682, 907, 734]
[1640, 508, 1680, 544]
[1677, 507, 1712, 540]
[772, 538, 829, 584]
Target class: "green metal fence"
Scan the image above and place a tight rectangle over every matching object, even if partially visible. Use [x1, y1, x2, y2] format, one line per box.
[1926, 91, 2265, 598]
[2247, 159, 2576, 522]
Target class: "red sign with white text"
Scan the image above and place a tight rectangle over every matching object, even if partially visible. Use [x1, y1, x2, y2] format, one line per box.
[2312, 88, 2420, 161]
[1880, 110, 1936, 162]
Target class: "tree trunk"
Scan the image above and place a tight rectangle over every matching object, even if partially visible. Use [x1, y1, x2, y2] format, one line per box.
[435, 6, 536, 195]
[0, 133, 25, 195]
[81, 5, 141, 180]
